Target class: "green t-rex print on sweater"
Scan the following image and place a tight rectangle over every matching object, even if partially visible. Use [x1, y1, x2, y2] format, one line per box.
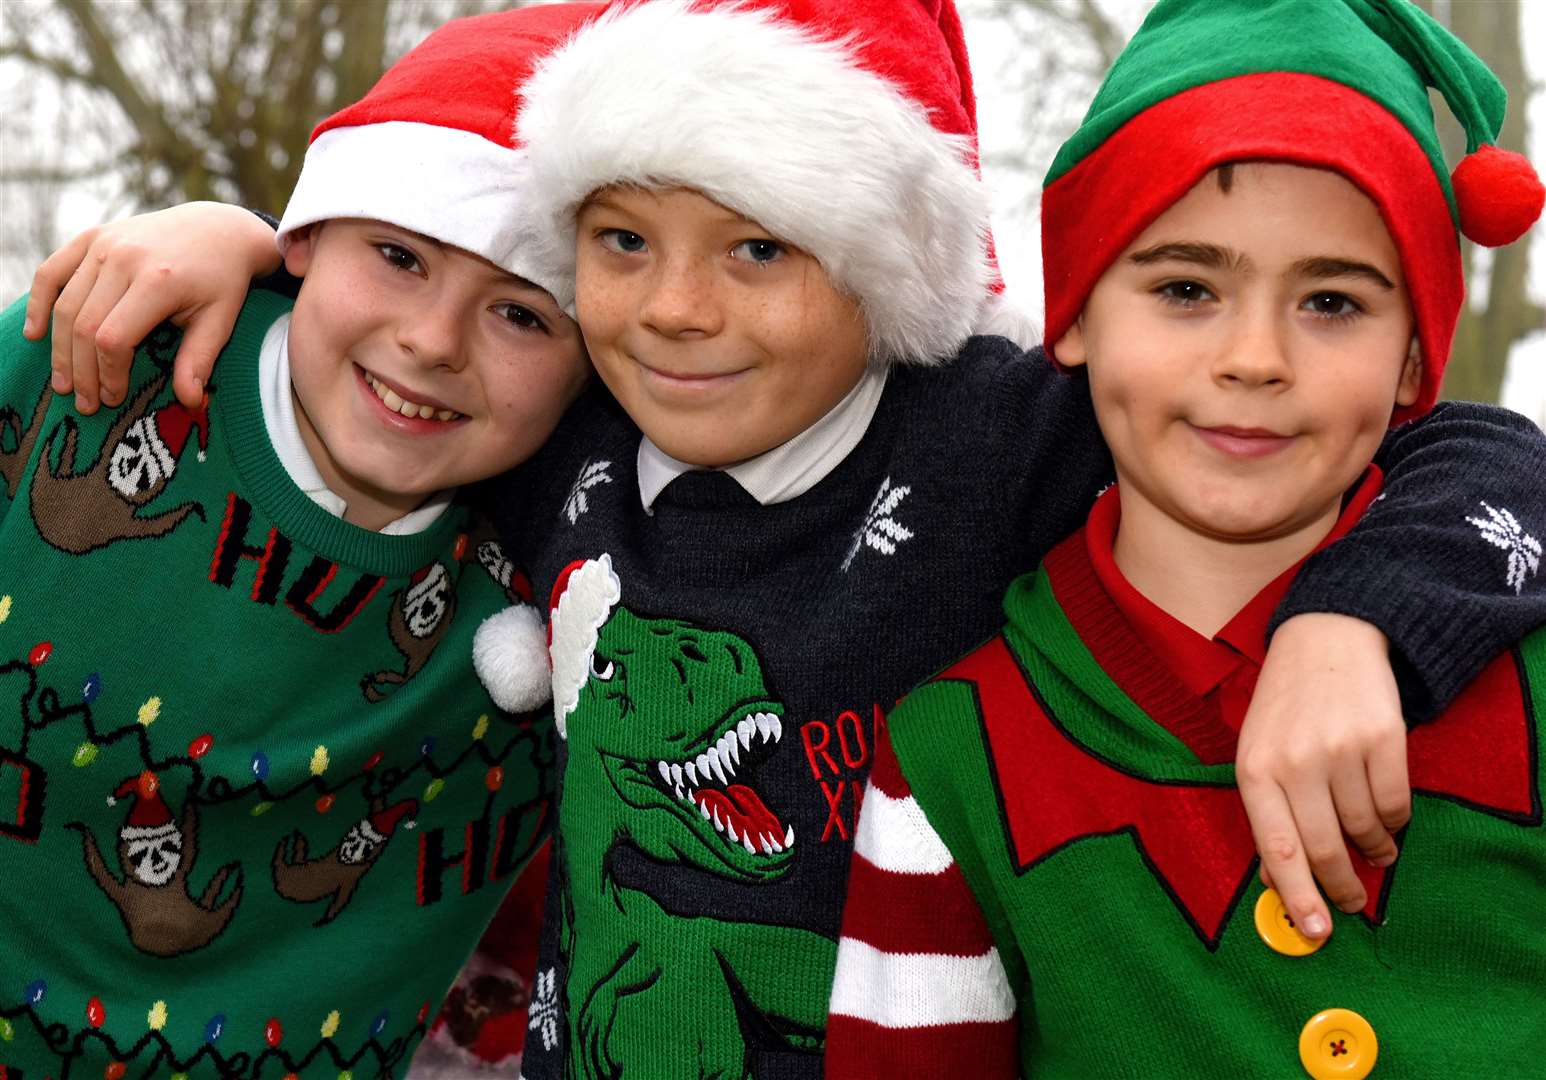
[549, 580, 832, 1080]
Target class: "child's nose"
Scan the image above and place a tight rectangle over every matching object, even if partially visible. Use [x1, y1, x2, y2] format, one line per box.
[1214, 309, 1293, 389]
[396, 307, 467, 370]
[639, 256, 722, 339]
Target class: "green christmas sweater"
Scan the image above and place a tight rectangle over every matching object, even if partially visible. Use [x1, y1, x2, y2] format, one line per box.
[828, 507, 1546, 1079]
[0, 291, 554, 1079]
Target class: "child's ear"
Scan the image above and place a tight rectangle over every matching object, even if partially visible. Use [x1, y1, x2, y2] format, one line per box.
[1395, 337, 1423, 407]
[1053, 319, 1089, 368]
[282, 224, 319, 277]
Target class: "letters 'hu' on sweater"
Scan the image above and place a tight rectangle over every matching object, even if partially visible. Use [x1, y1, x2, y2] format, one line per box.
[0, 292, 552, 1079]
[495, 331, 1546, 1080]
[828, 490, 1546, 1078]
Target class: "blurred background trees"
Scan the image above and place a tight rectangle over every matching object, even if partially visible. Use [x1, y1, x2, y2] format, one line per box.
[1, 0, 1541, 416]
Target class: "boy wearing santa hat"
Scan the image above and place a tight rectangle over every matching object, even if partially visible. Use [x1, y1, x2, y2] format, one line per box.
[0, 5, 595, 1077]
[828, 1, 1545, 1076]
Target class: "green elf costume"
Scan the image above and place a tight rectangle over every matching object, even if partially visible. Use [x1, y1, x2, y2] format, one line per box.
[826, 2, 1545, 1078]
[0, 5, 600, 1076]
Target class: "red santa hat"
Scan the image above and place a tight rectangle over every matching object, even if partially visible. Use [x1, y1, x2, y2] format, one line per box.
[514, 0, 1035, 363]
[110, 774, 177, 841]
[276, 2, 603, 308]
[143, 393, 211, 469]
[359, 798, 419, 845]
[545, 556, 622, 740]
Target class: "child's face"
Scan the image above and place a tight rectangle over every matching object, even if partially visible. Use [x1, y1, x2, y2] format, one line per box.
[284, 220, 588, 527]
[1056, 163, 1421, 544]
[574, 186, 870, 468]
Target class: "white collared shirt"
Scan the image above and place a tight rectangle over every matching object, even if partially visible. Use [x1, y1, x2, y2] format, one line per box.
[258, 314, 453, 535]
[636, 365, 888, 511]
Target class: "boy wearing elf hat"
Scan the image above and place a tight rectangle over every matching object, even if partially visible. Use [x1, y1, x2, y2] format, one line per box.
[18, 1, 1546, 1077]
[828, 1, 1545, 1077]
[0, 5, 599, 1077]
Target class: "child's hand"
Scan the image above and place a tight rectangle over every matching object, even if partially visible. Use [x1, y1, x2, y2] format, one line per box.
[1236, 613, 1410, 940]
[22, 203, 281, 414]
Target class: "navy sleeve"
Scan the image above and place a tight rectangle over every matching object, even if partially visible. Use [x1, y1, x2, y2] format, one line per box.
[1276, 401, 1546, 722]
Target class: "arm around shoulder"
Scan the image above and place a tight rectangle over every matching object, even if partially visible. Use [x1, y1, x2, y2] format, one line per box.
[1279, 400, 1546, 721]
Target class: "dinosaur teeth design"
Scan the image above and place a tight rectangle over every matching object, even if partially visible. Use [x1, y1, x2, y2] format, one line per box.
[737, 718, 755, 751]
[685, 761, 699, 786]
[720, 731, 740, 770]
[699, 801, 711, 821]
[726, 820, 739, 843]
[766, 833, 782, 854]
[784, 825, 795, 848]
[707, 746, 728, 785]
[670, 763, 684, 788]
[657, 761, 671, 784]
[741, 832, 756, 855]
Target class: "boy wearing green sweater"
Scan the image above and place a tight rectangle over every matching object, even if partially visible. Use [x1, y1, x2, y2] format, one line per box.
[829, 1, 1545, 1077]
[0, 6, 596, 1078]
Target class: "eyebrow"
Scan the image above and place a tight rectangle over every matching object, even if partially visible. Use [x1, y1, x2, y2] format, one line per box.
[1128, 243, 1395, 290]
[1127, 242, 1246, 272]
[1289, 256, 1395, 290]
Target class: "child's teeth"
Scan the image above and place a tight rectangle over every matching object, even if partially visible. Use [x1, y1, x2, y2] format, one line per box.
[366, 371, 458, 422]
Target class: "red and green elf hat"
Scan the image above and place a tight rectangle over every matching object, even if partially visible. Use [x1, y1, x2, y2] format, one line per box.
[1041, 0, 1544, 423]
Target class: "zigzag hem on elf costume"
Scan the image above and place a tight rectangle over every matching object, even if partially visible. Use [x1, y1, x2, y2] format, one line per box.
[828, 479, 1546, 1078]
[0, 292, 553, 1079]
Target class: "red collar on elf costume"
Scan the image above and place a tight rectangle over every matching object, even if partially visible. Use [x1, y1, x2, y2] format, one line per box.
[513, 0, 1036, 363]
[1041, 0, 1544, 425]
[1084, 469, 1385, 705]
[275, 2, 603, 309]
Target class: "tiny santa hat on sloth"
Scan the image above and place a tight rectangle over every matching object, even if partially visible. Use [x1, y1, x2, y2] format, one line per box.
[514, 0, 1038, 363]
[1041, 0, 1545, 425]
[110, 775, 176, 839]
[275, 1, 603, 308]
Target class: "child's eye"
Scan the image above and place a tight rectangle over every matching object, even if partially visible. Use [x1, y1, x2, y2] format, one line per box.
[730, 239, 785, 265]
[598, 229, 647, 254]
[375, 243, 422, 273]
[494, 303, 547, 333]
[1155, 280, 1215, 306]
[1302, 291, 1364, 320]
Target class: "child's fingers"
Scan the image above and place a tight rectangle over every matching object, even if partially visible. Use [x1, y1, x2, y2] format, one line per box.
[1285, 777, 1366, 914]
[169, 302, 239, 409]
[25, 228, 95, 342]
[1238, 778, 1331, 940]
[1366, 733, 1412, 834]
[73, 261, 137, 409]
[54, 257, 106, 414]
[1328, 760, 1397, 869]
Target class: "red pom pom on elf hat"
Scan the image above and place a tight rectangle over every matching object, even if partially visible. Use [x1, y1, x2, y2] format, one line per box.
[1452, 144, 1545, 248]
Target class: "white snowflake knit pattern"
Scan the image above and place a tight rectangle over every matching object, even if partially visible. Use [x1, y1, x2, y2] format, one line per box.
[562, 459, 613, 524]
[843, 476, 914, 572]
[1466, 501, 1542, 595]
[529, 966, 561, 1052]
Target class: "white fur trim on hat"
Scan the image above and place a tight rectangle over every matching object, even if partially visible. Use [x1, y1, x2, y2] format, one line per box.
[548, 555, 622, 739]
[516, 0, 993, 365]
[973, 291, 1041, 352]
[473, 603, 553, 713]
[277, 121, 573, 308]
